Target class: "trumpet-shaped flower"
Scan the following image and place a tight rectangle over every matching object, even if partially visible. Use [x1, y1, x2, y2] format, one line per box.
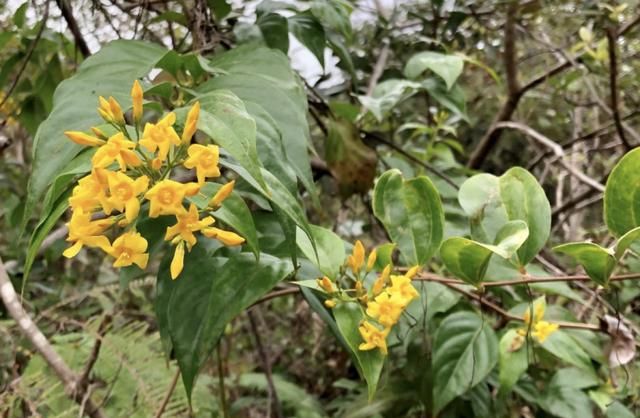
[387, 274, 419, 305]
[366, 292, 405, 327]
[170, 241, 185, 280]
[92, 132, 142, 171]
[165, 203, 214, 246]
[358, 321, 390, 355]
[144, 179, 191, 217]
[104, 172, 149, 223]
[64, 131, 105, 147]
[209, 181, 235, 208]
[181, 102, 200, 144]
[63, 211, 114, 258]
[139, 112, 181, 161]
[68, 169, 110, 213]
[109, 231, 149, 269]
[131, 80, 143, 123]
[183, 144, 221, 184]
[347, 240, 365, 274]
[202, 227, 245, 246]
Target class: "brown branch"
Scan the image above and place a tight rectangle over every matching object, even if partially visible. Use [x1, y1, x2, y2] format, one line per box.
[77, 314, 112, 392]
[0, 1, 49, 111]
[55, 0, 91, 58]
[606, 25, 632, 150]
[153, 368, 180, 418]
[365, 40, 391, 96]
[0, 257, 106, 418]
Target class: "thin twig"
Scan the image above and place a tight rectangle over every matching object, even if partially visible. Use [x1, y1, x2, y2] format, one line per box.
[77, 314, 112, 391]
[606, 26, 632, 150]
[0, 1, 50, 111]
[216, 344, 228, 418]
[247, 310, 283, 418]
[55, 0, 91, 58]
[153, 368, 180, 418]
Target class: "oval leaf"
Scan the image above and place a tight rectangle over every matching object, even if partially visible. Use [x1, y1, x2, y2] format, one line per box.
[553, 242, 615, 287]
[404, 51, 464, 90]
[373, 169, 444, 266]
[296, 225, 345, 279]
[604, 148, 640, 237]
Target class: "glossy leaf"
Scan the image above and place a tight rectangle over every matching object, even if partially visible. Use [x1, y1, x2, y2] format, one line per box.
[25, 40, 168, 224]
[296, 225, 345, 279]
[613, 226, 640, 259]
[459, 167, 551, 266]
[541, 330, 594, 371]
[257, 12, 289, 53]
[498, 329, 528, 394]
[553, 242, 615, 287]
[373, 169, 444, 266]
[432, 311, 498, 414]
[310, 0, 352, 40]
[155, 247, 292, 398]
[289, 12, 326, 67]
[404, 51, 464, 89]
[357, 79, 421, 121]
[604, 148, 640, 237]
[333, 302, 385, 400]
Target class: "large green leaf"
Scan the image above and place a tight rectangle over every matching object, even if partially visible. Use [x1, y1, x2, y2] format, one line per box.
[357, 79, 421, 121]
[198, 45, 316, 199]
[155, 247, 292, 398]
[432, 311, 498, 414]
[296, 225, 345, 279]
[25, 40, 168, 224]
[289, 12, 326, 67]
[440, 221, 529, 286]
[333, 302, 385, 400]
[404, 51, 464, 90]
[604, 148, 640, 237]
[459, 167, 551, 266]
[372, 169, 444, 266]
[498, 329, 529, 394]
[541, 330, 594, 371]
[310, 0, 352, 40]
[553, 242, 615, 287]
[257, 12, 289, 53]
[188, 182, 260, 259]
[195, 90, 266, 189]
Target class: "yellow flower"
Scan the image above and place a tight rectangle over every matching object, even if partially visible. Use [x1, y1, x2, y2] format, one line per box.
[91, 127, 108, 140]
[64, 131, 105, 147]
[387, 274, 419, 306]
[139, 112, 181, 161]
[372, 264, 391, 296]
[92, 132, 142, 171]
[202, 227, 245, 246]
[109, 231, 149, 269]
[181, 101, 200, 144]
[209, 180, 235, 208]
[183, 144, 221, 184]
[151, 157, 163, 170]
[366, 247, 377, 272]
[131, 80, 143, 123]
[523, 301, 545, 325]
[68, 169, 110, 213]
[316, 276, 335, 293]
[104, 171, 149, 223]
[145, 179, 190, 217]
[405, 265, 421, 279]
[324, 299, 337, 308]
[63, 211, 114, 258]
[165, 203, 214, 246]
[358, 321, 390, 355]
[347, 240, 365, 274]
[531, 321, 559, 343]
[98, 96, 125, 125]
[170, 241, 185, 279]
[365, 292, 404, 327]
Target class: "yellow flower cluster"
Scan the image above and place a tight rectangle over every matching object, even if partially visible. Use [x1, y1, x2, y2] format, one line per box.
[516, 298, 558, 344]
[319, 240, 420, 355]
[62, 80, 245, 280]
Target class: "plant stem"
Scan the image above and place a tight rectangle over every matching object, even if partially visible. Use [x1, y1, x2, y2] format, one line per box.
[217, 344, 228, 418]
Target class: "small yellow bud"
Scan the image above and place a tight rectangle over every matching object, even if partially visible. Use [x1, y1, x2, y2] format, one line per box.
[324, 299, 337, 308]
[170, 241, 185, 280]
[372, 264, 391, 296]
[316, 276, 335, 293]
[108, 96, 125, 125]
[181, 101, 200, 144]
[210, 181, 235, 208]
[131, 80, 144, 124]
[151, 158, 162, 170]
[366, 248, 377, 272]
[91, 127, 108, 140]
[405, 265, 420, 279]
[64, 131, 105, 147]
[98, 96, 112, 122]
[184, 182, 201, 196]
[347, 240, 365, 274]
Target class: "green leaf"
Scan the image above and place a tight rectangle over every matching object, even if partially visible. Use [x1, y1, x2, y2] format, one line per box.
[404, 51, 464, 90]
[432, 311, 498, 414]
[604, 148, 640, 237]
[550, 367, 600, 390]
[289, 12, 326, 67]
[296, 225, 345, 279]
[607, 401, 635, 418]
[441, 221, 529, 286]
[553, 242, 615, 287]
[541, 330, 594, 371]
[326, 32, 356, 82]
[422, 77, 468, 121]
[541, 387, 594, 418]
[25, 40, 168, 225]
[188, 182, 260, 259]
[155, 247, 292, 398]
[333, 302, 385, 400]
[199, 45, 316, 200]
[257, 12, 290, 53]
[459, 167, 551, 266]
[372, 243, 395, 270]
[208, 0, 231, 20]
[613, 225, 640, 259]
[357, 79, 421, 121]
[195, 90, 266, 189]
[310, 0, 352, 40]
[498, 329, 528, 394]
[372, 169, 444, 266]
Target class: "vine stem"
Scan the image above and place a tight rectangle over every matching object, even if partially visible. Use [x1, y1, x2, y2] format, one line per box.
[153, 368, 180, 418]
[217, 344, 229, 418]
